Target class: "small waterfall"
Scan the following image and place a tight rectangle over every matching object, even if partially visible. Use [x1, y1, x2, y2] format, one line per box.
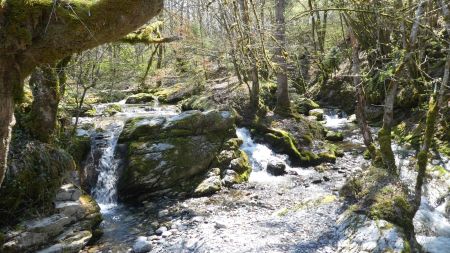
[323, 109, 348, 129]
[91, 122, 125, 210]
[236, 128, 304, 183]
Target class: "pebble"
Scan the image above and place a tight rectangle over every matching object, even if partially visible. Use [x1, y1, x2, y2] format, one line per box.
[151, 221, 159, 228]
[155, 226, 167, 235]
[214, 221, 227, 229]
[186, 238, 200, 250]
[158, 209, 169, 218]
[192, 216, 204, 223]
[161, 230, 172, 238]
[132, 236, 152, 253]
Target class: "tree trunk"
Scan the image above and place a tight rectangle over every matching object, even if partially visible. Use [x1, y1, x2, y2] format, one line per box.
[29, 65, 60, 143]
[350, 28, 376, 158]
[250, 65, 260, 112]
[0, 58, 19, 187]
[274, 0, 291, 115]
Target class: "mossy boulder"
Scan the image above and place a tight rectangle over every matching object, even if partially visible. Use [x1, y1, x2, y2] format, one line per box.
[117, 110, 250, 201]
[293, 97, 320, 115]
[103, 104, 122, 116]
[325, 131, 344, 142]
[263, 128, 320, 167]
[125, 93, 156, 104]
[152, 83, 195, 104]
[181, 95, 216, 111]
[67, 135, 91, 168]
[309, 109, 324, 121]
[0, 142, 76, 227]
[340, 167, 415, 239]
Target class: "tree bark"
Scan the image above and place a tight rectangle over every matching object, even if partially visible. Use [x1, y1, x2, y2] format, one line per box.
[0, 0, 164, 188]
[29, 65, 61, 142]
[0, 57, 19, 187]
[349, 28, 376, 158]
[274, 0, 291, 115]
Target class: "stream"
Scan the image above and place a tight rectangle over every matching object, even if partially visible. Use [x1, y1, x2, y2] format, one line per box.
[78, 105, 450, 253]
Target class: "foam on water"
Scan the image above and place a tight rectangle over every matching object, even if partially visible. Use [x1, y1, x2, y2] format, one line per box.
[236, 128, 293, 184]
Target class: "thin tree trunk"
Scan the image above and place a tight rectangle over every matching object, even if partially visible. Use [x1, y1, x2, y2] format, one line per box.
[239, 0, 260, 114]
[349, 28, 376, 158]
[140, 44, 161, 90]
[0, 58, 18, 187]
[308, 0, 318, 53]
[438, 0, 450, 109]
[378, 0, 426, 174]
[406, 0, 427, 80]
[274, 0, 290, 115]
[156, 44, 164, 87]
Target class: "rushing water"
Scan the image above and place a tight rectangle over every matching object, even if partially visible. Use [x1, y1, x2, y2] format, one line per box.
[78, 105, 450, 252]
[91, 122, 124, 209]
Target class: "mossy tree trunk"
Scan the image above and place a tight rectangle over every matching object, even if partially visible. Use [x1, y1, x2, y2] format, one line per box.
[349, 26, 377, 159]
[29, 56, 70, 143]
[29, 64, 60, 142]
[378, 0, 425, 175]
[410, 2, 449, 250]
[0, 0, 164, 187]
[274, 0, 291, 116]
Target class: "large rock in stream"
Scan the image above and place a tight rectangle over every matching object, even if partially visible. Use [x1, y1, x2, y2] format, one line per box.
[117, 110, 251, 201]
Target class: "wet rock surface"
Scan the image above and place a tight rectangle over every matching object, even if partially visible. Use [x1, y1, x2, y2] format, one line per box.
[3, 184, 102, 253]
[117, 110, 251, 201]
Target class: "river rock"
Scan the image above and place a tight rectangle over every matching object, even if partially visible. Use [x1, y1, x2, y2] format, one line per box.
[126, 93, 156, 104]
[194, 175, 222, 196]
[336, 213, 405, 252]
[132, 236, 152, 253]
[118, 110, 251, 201]
[23, 214, 71, 237]
[266, 161, 287, 176]
[325, 131, 344, 142]
[309, 109, 324, 121]
[55, 184, 82, 202]
[2, 185, 102, 253]
[155, 226, 168, 235]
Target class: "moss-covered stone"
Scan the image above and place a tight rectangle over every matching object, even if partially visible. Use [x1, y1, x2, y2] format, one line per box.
[263, 128, 320, 167]
[67, 135, 91, 167]
[340, 166, 415, 237]
[293, 97, 320, 115]
[103, 104, 122, 116]
[118, 110, 242, 201]
[318, 151, 337, 163]
[181, 95, 215, 111]
[125, 93, 156, 104]
[152, 83, 195, 104]
[0, 142, 76, 226]
[325, 131, 344, 142]
[309, 109, 324, 121]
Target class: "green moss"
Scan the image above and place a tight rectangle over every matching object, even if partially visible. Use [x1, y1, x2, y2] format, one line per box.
[319, 152, 337, 163]
[325, 131, 344, 142]
[0, 142, 75, 226]
[152, 83, 192, 104]
[67, 135, 91, 167]
[181, 95, 215, 111]
[342, 166, 415, 235]
[85, 108, 97, 117]
[104, 104, 122, 116]
[263, 128, 320, 166]
[125, 93, 156, 104]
